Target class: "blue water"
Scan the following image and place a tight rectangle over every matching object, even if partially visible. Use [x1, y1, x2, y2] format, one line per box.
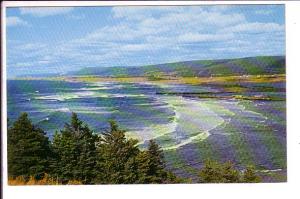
[7, 80, 213, 138]
[7, 79, 286, 177]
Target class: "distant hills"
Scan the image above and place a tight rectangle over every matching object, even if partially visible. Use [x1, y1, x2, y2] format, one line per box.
[69, 56, 285, 78]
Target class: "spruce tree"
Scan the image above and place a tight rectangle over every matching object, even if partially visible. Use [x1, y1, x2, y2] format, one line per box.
[135, 139, 179, 184]
[51, 112, 97, 184]
[95, 120, 139, 184]
[198, 160, 261, 183]
[242, 166, 261, 183]
[198, 160, 241, 183]
[7, 113, 51, 180]
[146, 139, 167, 183]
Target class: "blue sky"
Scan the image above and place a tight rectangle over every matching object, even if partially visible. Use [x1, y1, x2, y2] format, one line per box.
[6, 5, 285, 77]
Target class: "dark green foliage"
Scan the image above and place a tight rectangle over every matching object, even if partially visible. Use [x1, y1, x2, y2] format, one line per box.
[143, 140, 167, 183]
[71, 56, 285, 77]
[135, 140, 184, 184]
[7, 112, 262, 184]
[95, 121, 179, 184]
[199, 159, 261, 183]
[242, 166, 262, 183]
[51, 112, 97, 184]
[95, 120, 140, 184]
[7, 113, 51, 179]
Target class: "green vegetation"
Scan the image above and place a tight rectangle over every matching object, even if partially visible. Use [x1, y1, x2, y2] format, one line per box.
[198, 160, 261, 183]
[69, 56, 285, 78]
[8, 112, 262, 185]
[7, 113, 52, 180]
[51, 113, 97, 184]
[8, 113, 182, 184]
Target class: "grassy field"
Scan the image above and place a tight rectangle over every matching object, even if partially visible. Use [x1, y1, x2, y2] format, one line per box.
[19, 74, 285, 85]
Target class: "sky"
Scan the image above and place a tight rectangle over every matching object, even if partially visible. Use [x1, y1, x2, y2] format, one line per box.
[6, 5, 285, 77]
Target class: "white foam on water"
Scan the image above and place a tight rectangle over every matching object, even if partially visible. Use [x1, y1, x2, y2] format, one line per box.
[34, 91, 97, 101]
[257, 168, 283, 173]
[77, 87, 111, 91]
[92, 82, 125, 89]
[45, 107, 71, 113]
[239, 102, 268, 120]
[129, 96, 233, 150]
[42, 106, 114, 115]
[163, 131, 210, 151]
[132, 104, 180, 145]
[110, 94, 145, 98]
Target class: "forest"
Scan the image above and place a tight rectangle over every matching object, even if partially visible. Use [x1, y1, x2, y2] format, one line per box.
[7, 112, 261, 185]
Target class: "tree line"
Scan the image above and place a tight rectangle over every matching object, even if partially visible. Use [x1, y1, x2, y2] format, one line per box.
[7, 112, 261, 185]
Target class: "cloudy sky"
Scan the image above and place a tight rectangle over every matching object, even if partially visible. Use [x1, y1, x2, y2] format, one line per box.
[6, 5, 285, 77]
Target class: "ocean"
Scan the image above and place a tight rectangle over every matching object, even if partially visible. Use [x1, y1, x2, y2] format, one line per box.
[7, 79, 286, 179]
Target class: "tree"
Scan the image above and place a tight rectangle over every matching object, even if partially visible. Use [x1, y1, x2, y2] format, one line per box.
[221, 161, 240, 183]
[95, 120, 140, 184]
[145, 139, 167, 183]
[199, 159, 240, 183]
[51, 112, 97, 184]
[242, 166, 261, 183]
[198, 160, 262, 183]
[135, 139, 182, 184]
[7, 113, 51, 180]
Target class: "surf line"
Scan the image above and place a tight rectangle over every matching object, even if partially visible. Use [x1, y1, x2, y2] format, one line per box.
[159, 96, 226, 151]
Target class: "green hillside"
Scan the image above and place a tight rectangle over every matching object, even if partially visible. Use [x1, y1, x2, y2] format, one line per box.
[70, 56, 285, 77]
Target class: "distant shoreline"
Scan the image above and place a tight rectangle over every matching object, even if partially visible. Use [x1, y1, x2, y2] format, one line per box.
[9, 74, 286, 84]
[9, 74, 286, 102]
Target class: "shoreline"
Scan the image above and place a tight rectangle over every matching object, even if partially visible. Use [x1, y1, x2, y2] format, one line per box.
[10, 74, 286, 84]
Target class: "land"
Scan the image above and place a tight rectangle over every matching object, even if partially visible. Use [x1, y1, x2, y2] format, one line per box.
[15, 74, 285, 101]
[13, 55, 286, 101]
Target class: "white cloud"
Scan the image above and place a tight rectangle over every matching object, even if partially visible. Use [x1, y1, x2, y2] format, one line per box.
[6, 16, 28, 27]
[121, 44, 150, 52]
[19, 7, 74, 17]
[59, 6, 283, 67]
[8, 6, 285, 73]
[223, 22, 284, 33]
[178, 33, 234, 43]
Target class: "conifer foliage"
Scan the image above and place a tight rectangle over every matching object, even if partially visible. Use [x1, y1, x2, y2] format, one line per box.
[7, 112, 262, 185]
[7, 113, 51, 179]
[51, 113, 97, 184]
[7, 112, 178, 184]
[198, 159, 261, 183]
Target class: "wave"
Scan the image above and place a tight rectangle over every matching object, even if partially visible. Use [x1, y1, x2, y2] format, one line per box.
[130, 96, 229, 150]
[41, 106, 115, 115]
[34, 91, 96, 101]
[163, 131, 210, 151]
[43, 107, 71, 113]
[109, 94, 145, 98]
[257, 168, 283, 173]
[129, 103, 180, 145]
[77, 87, 111, 91]
[34, 92, 145, 101]
[239, 102, 268, 120]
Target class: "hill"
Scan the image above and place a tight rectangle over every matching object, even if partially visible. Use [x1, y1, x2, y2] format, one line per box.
[70, 55, 285, 77]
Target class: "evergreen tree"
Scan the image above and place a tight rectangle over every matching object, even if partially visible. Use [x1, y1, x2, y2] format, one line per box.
[7, 113, 51, 180]
[135, 139, 181, 184]
[221, 161, 240, 183]
[135, 151, 151, 183]
[51, 113, 97, 184]
[242, 166, 261, 183]
[198, 159, 241, 183]
[145, 139, 167, 183]
[95, 120, 140, 184]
